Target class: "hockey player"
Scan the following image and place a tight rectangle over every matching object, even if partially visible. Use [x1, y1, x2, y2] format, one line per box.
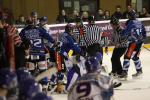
[58, 23, 81, 59]
[120, 10, 147, 79]
[48, 71, 66, 94]
[38, 16, 49, 31]
[68, 56, 114, 100]
[57, 23, 81, 71]
[57, 24, 87, 91]
[19, 16, 55, 76]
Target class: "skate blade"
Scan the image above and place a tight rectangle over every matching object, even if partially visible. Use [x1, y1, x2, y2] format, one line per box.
[118, 77, 128, 81]
[132, 75, 143, 79]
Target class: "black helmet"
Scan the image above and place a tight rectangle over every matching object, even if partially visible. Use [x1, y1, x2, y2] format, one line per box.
[65, 23, 74, 33]
[39, 16, 48, 22]
[110, 16, 119, 25]
[128, 10, 136, 19]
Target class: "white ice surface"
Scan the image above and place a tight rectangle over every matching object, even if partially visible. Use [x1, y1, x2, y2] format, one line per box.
[50, 47, 150, 100]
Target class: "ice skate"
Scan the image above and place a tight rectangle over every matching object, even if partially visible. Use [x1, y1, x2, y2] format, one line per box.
[109, 72, 118, 79]
[132, 71, 143, 79]
[118, 71, 128, 81]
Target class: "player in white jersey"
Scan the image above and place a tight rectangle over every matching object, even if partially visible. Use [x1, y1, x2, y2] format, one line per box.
[68, 56, 114, 100]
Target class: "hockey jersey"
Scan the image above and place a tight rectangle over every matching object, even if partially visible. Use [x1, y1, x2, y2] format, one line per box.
[68, 72, 114, 100]
[58, 32, 81, 56]
[122, 19, 146, 43]
[19, 25, 55, 56]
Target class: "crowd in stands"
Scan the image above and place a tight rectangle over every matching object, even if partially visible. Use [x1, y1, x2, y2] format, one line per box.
[56, 5, 150, 24]
[0, 5, 150, 25]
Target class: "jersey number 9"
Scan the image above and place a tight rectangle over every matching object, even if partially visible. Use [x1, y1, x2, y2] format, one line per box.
[76, 82, 91, 99]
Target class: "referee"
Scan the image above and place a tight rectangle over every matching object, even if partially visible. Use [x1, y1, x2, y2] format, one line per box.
[85, 15, 103, 58]
[110, 16, 128, 76]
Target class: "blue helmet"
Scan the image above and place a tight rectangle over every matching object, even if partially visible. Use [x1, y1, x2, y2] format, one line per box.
[39, 77, 49, 85]
[16, 68, 32, 84]
[128, 10, 136, 19]
[19, 78, 41, 99]
[0, 68, 18, 89]
[95, 52, 103, 62]
[85, 56, 101, 73]
[39, 16, 48, 22]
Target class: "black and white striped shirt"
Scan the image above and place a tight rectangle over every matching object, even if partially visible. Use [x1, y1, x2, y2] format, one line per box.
[73, 25, 87, 47]
[85, 24, 103, 46]
[111, 26, 128, 48]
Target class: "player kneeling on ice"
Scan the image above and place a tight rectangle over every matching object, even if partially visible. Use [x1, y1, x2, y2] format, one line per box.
[47, 71, 67, 94]
[68, 56, 115, 100]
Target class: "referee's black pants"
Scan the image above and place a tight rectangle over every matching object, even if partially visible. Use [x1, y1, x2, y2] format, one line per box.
[111, 47, 127, 75]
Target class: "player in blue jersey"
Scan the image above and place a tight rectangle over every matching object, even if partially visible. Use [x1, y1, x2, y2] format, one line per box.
[120, 10, 147, 79]
[57, 24, 87, 91]
[58, 23, 81, 58]
[19, 17, 55, 76]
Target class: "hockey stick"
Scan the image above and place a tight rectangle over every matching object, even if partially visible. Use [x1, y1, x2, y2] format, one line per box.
[35, 67, 57, 81]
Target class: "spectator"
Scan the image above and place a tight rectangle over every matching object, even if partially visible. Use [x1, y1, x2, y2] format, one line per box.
[122, 5, 133, 19]
[104, 10, 111, 20]
[2, 8, 14, 24]
[0, 7, 2, 19]
[15, 15, 26, 25]
[81, 11, 89, 22]
[68, 9, 80, 23]
[30, 11, 39, 25]
[96, 9, 105, 21]
[0, 19, 8, 68]
[139, 7, 150, 18]
[56, 9, 69, 23]
[112, 5, 123, 19]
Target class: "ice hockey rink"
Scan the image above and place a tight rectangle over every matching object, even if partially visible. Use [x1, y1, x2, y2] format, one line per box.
[51, 44, 150, 100]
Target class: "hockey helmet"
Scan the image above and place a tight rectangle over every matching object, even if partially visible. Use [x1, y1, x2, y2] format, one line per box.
[65, 23, 74, 33]
[85, 56, 101, 73]
[39, 16, 48, 22]
[128, 10, 136, 19]
[95, 52, 103, 62]
[39, 77, 49, 85]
